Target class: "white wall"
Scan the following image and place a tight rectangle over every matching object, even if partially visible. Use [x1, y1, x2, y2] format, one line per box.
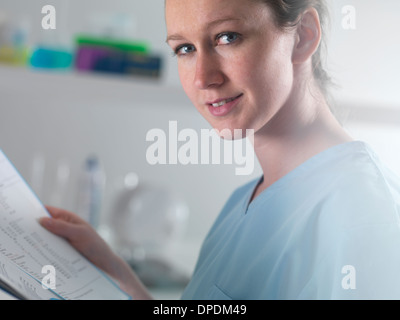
[327, 0, 400, 107]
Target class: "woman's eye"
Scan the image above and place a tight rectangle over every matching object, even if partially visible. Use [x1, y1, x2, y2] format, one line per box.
[216, 32, 239, 45]
[174, 44, 196, 56]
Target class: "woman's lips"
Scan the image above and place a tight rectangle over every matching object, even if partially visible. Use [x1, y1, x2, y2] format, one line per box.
[207, 94, 243, 117]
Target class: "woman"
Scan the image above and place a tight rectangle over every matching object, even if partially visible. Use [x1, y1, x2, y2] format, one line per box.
[40, 0, 400, 299]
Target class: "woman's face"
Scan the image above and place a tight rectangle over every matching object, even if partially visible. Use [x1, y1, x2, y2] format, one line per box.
[166, 0, 297, 139]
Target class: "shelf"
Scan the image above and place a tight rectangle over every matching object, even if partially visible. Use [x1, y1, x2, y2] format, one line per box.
[0, 64, 191, 108]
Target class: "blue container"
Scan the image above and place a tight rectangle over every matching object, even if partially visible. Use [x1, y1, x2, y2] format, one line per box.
[30, 47, 73, 69]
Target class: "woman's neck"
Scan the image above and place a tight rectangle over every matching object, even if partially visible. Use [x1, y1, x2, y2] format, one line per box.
[251, 87, 353, 199]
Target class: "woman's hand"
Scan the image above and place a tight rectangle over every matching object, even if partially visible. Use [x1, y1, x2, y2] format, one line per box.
[39, 206, 114, 273]
[39, 206, 152, 300]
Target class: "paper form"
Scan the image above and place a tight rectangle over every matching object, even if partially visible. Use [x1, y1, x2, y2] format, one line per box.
[0, 150, 130, 300]
[0, 254, 60, 299]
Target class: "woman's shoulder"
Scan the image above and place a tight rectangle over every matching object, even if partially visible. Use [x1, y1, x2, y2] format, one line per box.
[317, 141, 400, 229]
[333, 141, 400, 200]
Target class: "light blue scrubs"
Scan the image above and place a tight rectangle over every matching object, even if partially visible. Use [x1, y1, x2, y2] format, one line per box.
[182, 141, 400, 300]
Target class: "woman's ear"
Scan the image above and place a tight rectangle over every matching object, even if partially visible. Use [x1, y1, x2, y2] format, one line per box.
[292, 8, 322, 65]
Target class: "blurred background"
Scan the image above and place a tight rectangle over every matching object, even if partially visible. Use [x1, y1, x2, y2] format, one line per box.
[0, 0, 399, 299]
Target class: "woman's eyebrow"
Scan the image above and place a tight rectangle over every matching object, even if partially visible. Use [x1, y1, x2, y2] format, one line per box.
[166, 17, 242, 43]
[166, 34, 185, 43]
[207, 16, 242, 28]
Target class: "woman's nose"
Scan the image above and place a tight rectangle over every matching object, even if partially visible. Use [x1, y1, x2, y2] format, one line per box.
[194, 51, 224, 90]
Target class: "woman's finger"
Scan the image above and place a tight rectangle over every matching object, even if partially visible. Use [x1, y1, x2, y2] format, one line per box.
[44, 205, 86, 225]
[39, 216, 77, 240]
